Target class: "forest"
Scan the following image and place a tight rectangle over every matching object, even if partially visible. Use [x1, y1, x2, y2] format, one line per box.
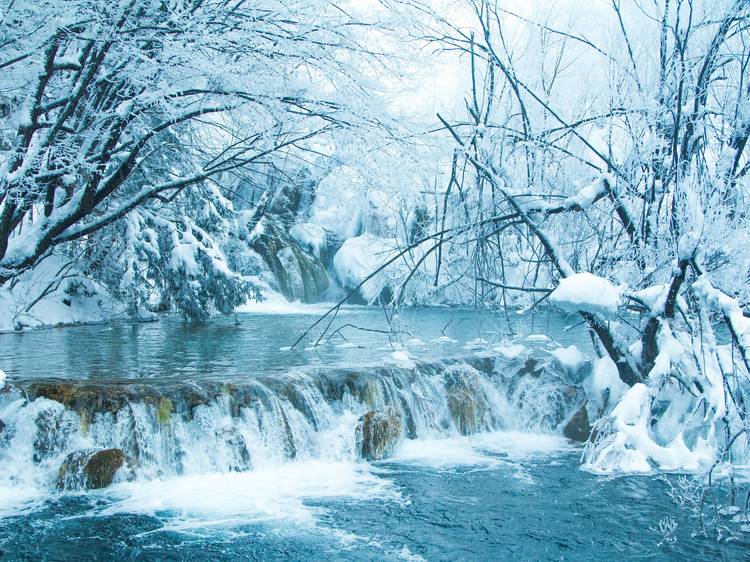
[1, 0, 750, 559]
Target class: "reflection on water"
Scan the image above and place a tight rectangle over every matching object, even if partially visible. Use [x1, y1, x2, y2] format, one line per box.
[0, 307, 588, 381]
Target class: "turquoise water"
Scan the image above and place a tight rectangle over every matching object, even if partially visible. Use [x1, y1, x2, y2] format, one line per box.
[0, 307, 586, 381]
[0, 440, 744, 561]
[0, 308, 745, 560]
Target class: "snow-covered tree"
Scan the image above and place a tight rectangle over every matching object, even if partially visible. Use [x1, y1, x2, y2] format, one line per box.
[383, 0, 750, 488]
[0, 0, 386, 317]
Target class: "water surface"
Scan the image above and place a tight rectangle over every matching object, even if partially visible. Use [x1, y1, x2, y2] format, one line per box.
[0, 308, 743, 561]
[0, 306, 586, 381]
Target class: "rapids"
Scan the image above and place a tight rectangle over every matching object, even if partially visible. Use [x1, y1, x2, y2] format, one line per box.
[0, 308, 746, 560]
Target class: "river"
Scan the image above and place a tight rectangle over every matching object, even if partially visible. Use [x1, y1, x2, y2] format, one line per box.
[0, 307, 745, 560]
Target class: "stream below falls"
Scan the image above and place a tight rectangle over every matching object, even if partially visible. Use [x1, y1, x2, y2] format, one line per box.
[0, 307, 746, 560]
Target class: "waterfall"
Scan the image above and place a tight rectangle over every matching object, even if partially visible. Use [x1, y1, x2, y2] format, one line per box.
[0, 354, 586, 499]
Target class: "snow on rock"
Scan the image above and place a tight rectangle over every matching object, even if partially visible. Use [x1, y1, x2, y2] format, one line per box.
[432, 335, 458, 344]
[583, 355, 627, 412]
[332, 233, 399, 302]
[584, 383, 715, 474]
[0, 369, 5, 388]
[549, 273, 625, 317]
[290, 223, 327, 260]
[549, 345, 586, 375]
[492, 343, 526, 359]
[0, 254, 123, 332]
[525, 334, 549, 342]
[388, 350, 416, 369]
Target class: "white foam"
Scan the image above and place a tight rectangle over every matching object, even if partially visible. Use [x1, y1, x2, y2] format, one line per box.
[389, 431, 571, 470]
[99, 460, 401, 528]
[391, 437, 495, 468]
[0, 483, 46, 519]
[237, 292, 344, 315]
[468, 431, 572, 459]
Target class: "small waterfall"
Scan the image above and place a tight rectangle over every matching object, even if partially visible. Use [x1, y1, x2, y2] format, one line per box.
[0, 354, 586, 498]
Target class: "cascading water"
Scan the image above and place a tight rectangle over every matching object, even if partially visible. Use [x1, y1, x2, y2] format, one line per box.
[2, 312, 748, 560]
[0, 355, 586, 504]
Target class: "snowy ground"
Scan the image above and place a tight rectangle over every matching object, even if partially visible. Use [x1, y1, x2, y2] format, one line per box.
[0, 254, 125, 333]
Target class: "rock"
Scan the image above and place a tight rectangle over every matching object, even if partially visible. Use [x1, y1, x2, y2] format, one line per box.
[251, 219, 328, 301]
[57, 448, 126, 490]
[0, 419, 5, 435]
[563, 405, 592, 442]
[518, 358, 543, 377]
[356, 407, 403, 460]
[444, 368, 493, 435]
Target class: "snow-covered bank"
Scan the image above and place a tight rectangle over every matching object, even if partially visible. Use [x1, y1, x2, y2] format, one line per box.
[0, 255, 126, 333]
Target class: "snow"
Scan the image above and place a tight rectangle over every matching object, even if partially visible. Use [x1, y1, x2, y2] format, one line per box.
[388, 350, 416, 369]
[583, 355, 627, 412]
[693, 274, 750, 351]
[308, 165, 366, 239]
[0, 0, 748, 505]
[0, 254, 123, 332]
[549, 345, 586, 374]
[115, 100, 134, 118]
[492, 343, 526, 359]
[290, 223, 327, 259]
[463, 337, 488, 350]
[584, 383, 715, 474]
[582, 324, 726, 475]
[629, 284, 669, 313]
[0, 369, 5, 388]
[406, 337, 427, 347]
[332, 233, 399, 302]
[565, 178, 609, 209]
[170, 240, 201, 275]
[549, 273, 625, 317]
